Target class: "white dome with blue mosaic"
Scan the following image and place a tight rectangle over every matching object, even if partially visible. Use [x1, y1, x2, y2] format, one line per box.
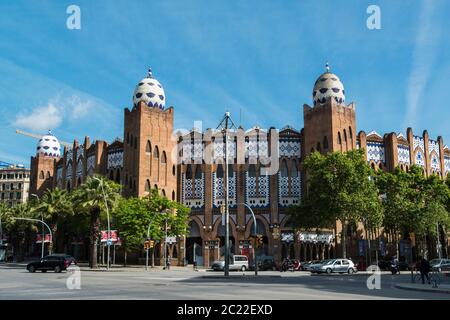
[36, 131, 61, 158]
[133, 69, 165, 109]
[313, 64, 345, 106]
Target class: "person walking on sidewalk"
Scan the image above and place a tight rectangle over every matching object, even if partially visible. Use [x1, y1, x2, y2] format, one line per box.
[419, 257, 430, 284]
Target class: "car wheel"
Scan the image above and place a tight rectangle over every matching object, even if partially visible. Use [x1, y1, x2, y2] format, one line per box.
[326, 268, 332, 274]
[54, 266, 61, 273]
[348, 268, 354, 274]
[241, 266, 246, 272]
[42, 270, 47, 273]
[28, 266, 36, 273]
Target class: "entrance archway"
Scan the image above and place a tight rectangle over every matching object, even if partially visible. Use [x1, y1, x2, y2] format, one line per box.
[186, 221, 203, 266]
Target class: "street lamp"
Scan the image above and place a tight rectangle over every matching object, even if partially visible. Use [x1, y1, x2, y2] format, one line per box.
[31, 194, 46, 259]
[12, 217, 52, 259]
[93, 176, 111, 270]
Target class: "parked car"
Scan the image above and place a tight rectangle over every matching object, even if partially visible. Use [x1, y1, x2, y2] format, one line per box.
[430, 259, 450, 271]
[303, 260, 323, 271]
[311, 258, 357, 274]
[211, 255, 249, 271]
[250, 256, 277, 271]
[26, 254, 76, 273]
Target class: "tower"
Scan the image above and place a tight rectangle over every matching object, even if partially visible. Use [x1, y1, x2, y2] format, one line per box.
[29, 130, 61, 197]
[303, 63, 356, 156]
[122, 69, 177, 199]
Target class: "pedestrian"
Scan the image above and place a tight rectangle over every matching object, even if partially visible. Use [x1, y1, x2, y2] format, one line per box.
[419, 256, 430, 284]
[167, 255, 171, 270]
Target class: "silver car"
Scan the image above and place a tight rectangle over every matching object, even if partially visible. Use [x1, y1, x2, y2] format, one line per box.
[211, 255, 249, 271]
[311, 259, 356, 274]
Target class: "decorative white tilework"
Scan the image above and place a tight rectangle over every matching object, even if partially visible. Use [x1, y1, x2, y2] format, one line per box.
[76, 145, 84, 159]
[397, 145, 411, 165]
[76, 157, 83, 178]
[182, 140, 193, 163]
[67, 149, 73, 163]
[245, 172, 269, 208]
[56, 166, 63, 181]
[413, 136, 425, 152]
[107, 151, 123, 170]
[415, 149, 425, 167]
[182, 173, 204, 208]
[279, 140, 301, 157]
[366, 142, 385, 164]
[430, 153, 441, 172]
[444, 156, 450, 174]
[66, 162, 72, 181]
[278, 172, 301, 207]
[212, 172, 236, 207]
[428, 140, 440, 158]
[87, 154, 95, 176]
[213, 140, 236, 160]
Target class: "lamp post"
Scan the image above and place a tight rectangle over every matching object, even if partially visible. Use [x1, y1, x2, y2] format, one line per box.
[12, 217, 52, 259]
[93, 177, 111, 270]
[30, 194, 46, 258]
[436, 223, 441, 259]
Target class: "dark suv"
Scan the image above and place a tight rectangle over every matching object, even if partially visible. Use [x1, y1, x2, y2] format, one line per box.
[27, 254, 76, 273]
[250, 256, 277, 271]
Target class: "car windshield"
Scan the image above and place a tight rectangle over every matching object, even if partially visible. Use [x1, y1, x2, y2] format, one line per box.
[430, 259, 441, 265]
[324, 259, 335, 265]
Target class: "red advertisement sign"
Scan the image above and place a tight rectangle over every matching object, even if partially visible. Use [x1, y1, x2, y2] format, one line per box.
[100, 230, 118, 242]
[36, 234, 52, 243]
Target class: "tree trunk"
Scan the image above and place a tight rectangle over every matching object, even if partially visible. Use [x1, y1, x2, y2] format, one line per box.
[341, 221, 347, 258]
[89, 207, 100, 269]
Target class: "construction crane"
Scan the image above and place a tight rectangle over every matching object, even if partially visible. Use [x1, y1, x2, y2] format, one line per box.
[0, 160, 24, 169]
[15, 129, 72, 149]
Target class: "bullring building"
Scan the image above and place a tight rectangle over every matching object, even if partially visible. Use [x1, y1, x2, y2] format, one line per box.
[29, 65, 450, 267]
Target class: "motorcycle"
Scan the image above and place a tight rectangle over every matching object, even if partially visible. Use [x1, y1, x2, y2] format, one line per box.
[390, 263, 400, 275]
[280, 259, 294, 272]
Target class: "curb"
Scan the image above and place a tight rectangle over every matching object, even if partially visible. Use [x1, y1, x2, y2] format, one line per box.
[201, 275, 282, 279]
[394, 284, 450, 294]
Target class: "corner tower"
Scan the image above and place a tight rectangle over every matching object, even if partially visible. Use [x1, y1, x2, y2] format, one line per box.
[303, 64, 356, 156]
[122, 69, 177, 199]
[29, 130, 61, 197]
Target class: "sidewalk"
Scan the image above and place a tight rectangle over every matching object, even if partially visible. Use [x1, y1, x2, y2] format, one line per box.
[395, 283, 450, 294]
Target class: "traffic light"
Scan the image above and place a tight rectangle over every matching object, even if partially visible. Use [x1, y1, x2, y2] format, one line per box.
[255, 234, 263, 249]
[149, 240, 155, 248]
[144, 240, 150, 250]
[220, 204, 226, 214]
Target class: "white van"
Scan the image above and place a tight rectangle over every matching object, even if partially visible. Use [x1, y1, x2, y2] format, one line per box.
[211, 255, 249, 271]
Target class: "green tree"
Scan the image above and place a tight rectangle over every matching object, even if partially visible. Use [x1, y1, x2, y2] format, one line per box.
[32, 188, 73, 252]
[73, 175, 121, 268]
[288, 149, 383, 258]
[113, 189, 190, 266]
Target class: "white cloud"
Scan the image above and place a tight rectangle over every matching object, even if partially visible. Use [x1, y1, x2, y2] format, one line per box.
[404, 0, 440, 128]
[67, 95, 93, 120]
[13, 102, 62, 132]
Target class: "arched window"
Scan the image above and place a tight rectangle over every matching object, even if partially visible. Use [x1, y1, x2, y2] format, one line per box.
[154, 146, 159, 159]
[162, 189, 166, 197]
[323, 136, 329, 150]
[172, 190, 175, 201]
[172, 165, 176, 176]
[349, 127, 353, 140]
[228, 164, 234, 176]
[343, 129, 347, 142]
[145, 179, 150, 192]
[371, 163, 375, 170]
[154, 184, 158, 190]
[338, 132, 342, 144]
[316, 142, 321, 152]
[77, 177, 81, 186]
[185, 164, 192, 179]
[248, 164, 256, 177]
[310, 148, 315, 153]
[130, 134, 134, 147]
[216, 164, 224, 178]
[39, 171, 44, 180]
[195, 164, 202, 179]
[280, 159, 288, 177]
[126, 132, 130, 144]
[67, 182, 71, 192]
[146, 140, 152, 154]
[46, 171, 51, 179]
[134, 137, 138, 149]
[400, 164, 404, 171]
[109, 170, 114, 180]
[161, 151, 167, 164]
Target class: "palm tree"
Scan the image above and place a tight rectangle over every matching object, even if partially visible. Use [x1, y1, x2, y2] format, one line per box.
[33, 188, 73, 252]
[6, 203, 36, 261]
[73, 175, 121, 268]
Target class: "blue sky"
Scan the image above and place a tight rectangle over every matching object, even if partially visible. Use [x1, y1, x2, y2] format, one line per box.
[0, 0, 449, 167]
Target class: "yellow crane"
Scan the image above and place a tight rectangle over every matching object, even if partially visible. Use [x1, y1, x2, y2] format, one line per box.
[15, 129, 73, 149]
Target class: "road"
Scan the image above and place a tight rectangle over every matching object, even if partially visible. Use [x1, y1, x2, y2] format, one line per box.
[0, 265, 448, 300]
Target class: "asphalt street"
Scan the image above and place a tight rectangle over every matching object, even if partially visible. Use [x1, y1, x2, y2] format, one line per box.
[0, 265, 449, 300]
